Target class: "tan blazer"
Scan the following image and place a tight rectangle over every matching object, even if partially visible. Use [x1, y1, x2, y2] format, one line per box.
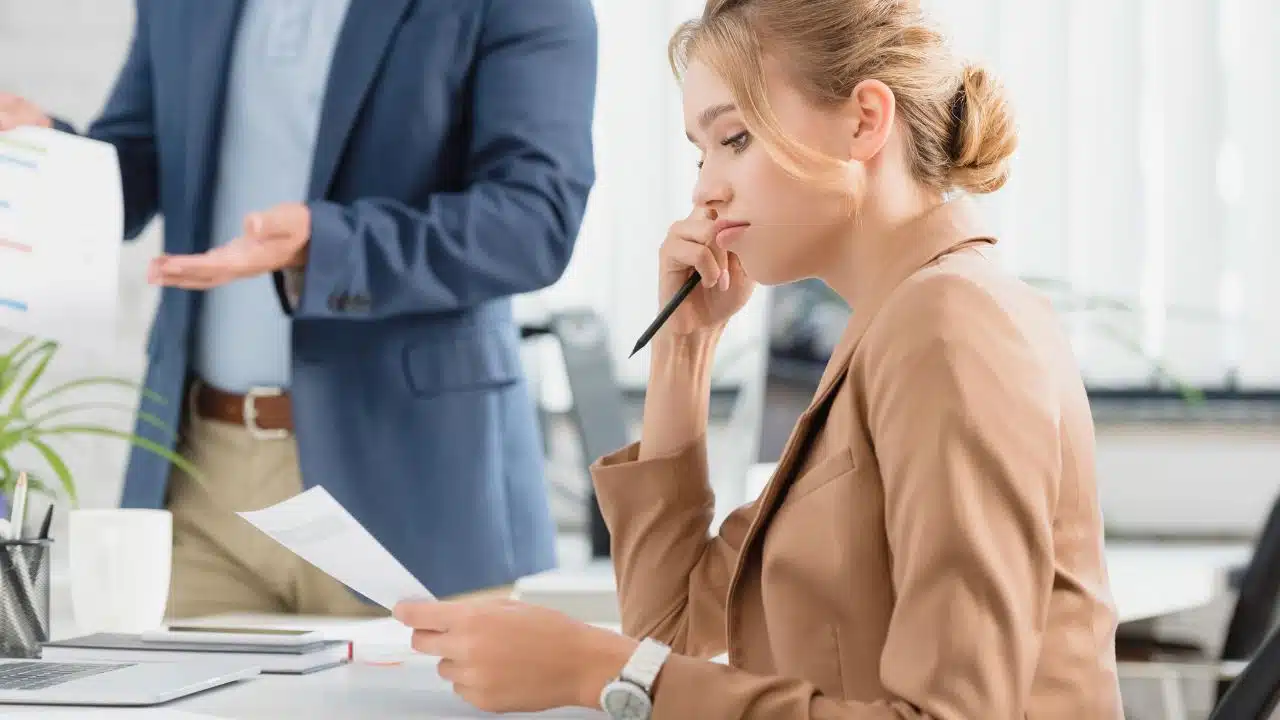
[590, 198, 1125, 718]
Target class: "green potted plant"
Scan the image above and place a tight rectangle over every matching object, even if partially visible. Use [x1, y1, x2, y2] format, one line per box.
[0, 335, 199, 512]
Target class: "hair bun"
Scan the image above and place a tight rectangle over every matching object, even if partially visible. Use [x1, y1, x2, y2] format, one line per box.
[947, 64, 1017, 194]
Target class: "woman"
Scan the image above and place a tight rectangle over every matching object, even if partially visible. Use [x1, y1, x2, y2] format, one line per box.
[394, 0, 1125, 717]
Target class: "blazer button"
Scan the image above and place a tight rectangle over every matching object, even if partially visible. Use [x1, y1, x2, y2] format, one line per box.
[327, 292, 348, 311]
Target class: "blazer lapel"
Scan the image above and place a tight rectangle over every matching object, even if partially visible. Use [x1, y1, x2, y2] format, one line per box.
[306, 0, 416, 200]
[182, 0, 245, 252]
[722, 198, 999, 648]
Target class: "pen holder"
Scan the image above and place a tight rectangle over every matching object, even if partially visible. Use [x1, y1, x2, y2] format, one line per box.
[0, 539, 51, 659]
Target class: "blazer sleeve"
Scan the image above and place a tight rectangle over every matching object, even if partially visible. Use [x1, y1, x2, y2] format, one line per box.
[590, 438, 756, 659]
[69, 0, 160, 241]
[638, 275, 1062, 719]
[284, 0, 598, 320]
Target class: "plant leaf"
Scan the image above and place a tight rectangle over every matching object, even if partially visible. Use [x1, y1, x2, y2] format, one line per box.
[7, 340, 57, 413]
[0, 429, 21, 455]
[25, 437, 77, 506]
[30, 424, 202, 482]
[19, 401, 177, 440]
[0, 339, 55, 409]
[0, 335, 35, 386]
[1091, 321, 1205, 405]
[23, 376, 165, 409]
[0, 454, 11, 496]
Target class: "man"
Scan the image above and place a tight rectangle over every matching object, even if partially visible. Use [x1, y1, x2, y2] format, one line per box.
[0, 0, 597, 616]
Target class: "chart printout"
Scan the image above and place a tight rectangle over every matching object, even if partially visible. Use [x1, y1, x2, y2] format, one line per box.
[0, 127, 123, 347]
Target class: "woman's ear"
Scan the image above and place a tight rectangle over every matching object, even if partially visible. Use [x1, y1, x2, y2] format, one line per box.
[846, 79, 896, 163]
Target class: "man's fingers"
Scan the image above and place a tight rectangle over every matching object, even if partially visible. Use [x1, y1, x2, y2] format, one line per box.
[244, 203, 305, 238]
[148, 255, 228, 289]
[0, 96, 50, 131]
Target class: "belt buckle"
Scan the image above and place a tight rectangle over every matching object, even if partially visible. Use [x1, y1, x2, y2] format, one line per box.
[243, 386, 289, 440]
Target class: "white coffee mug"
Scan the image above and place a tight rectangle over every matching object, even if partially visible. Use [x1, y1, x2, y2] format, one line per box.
[68, 508, 172, 634]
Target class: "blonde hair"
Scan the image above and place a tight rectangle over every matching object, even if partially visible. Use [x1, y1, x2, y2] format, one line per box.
[669, 0, 1017, 195]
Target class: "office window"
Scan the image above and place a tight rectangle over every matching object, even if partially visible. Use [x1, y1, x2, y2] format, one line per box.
[579, 0, 1280, 395]
[920, 0, 1280, 394]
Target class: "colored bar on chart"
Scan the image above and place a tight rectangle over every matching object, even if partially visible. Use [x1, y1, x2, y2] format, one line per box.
[0, 298, 27, 312]
[0, 238, 31, 253]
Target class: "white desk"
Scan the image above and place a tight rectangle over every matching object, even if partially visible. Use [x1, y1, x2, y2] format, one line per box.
[0, 614, 608, 719]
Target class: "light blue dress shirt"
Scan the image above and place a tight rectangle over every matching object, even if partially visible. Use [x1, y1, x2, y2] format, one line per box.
[193, 0, 351, 393]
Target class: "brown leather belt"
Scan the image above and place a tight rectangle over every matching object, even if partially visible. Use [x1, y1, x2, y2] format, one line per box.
[192, 381, 293, 439]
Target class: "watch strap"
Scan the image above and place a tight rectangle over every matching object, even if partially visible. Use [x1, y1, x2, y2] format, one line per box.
[620, 638, 671, 694]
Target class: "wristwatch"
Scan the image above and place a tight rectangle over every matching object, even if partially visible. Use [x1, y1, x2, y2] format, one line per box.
[599, 637, 671, 720]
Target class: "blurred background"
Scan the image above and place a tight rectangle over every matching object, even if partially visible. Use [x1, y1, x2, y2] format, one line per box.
[6, 0, 1278, 541]
[2, 1, 1279, 716]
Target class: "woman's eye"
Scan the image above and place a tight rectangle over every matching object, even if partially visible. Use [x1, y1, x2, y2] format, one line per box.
[696, 131, 751, 169]
[721, 131, 751, 152]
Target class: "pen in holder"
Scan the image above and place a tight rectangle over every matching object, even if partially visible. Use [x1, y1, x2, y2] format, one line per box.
[0, 538, 51, 659]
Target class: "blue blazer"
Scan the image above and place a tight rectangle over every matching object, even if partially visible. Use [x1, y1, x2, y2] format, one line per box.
[60, 0, 598, 598]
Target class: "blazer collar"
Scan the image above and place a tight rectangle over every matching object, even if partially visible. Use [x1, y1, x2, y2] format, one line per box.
[183, 0, 244, 246]
[181, 0, 417, 231]
[805, 196, 997, 412]
[306, 0, 416, 199]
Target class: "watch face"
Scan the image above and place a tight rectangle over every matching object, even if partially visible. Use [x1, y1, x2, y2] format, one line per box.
[602, 682, 652, 720]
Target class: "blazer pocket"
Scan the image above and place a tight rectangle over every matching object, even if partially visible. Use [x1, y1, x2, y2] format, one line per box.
[782, 447, 855, 504]
[403, 323, 521, 397]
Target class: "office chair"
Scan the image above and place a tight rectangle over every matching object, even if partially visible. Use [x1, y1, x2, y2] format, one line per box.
[1206, 621, 1280, 719]
[1117, 488, 1280, 717]
[520, 310, 632, 559]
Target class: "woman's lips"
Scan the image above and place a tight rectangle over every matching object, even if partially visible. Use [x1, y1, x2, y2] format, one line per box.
[714, 220, 750, 248]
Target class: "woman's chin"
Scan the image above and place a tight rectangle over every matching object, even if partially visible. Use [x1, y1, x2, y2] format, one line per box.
[737, 254, 800, 287]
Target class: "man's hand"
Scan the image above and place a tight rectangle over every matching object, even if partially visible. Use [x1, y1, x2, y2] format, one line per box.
[0, 93, 53, 131]
[148, 203, 310, 289]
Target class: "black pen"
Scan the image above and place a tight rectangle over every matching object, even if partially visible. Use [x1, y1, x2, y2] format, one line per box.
[629, 271, 701, 358]
[36, 504, 52, 541]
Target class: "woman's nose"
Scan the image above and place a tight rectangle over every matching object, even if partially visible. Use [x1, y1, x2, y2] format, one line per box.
[692, 174, 731, 209]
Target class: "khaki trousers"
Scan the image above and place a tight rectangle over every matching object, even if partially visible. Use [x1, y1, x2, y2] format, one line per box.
[165, 400, 511, 620]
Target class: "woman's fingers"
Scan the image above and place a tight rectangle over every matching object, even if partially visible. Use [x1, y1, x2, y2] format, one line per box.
[665, 237, 724, 287]
[663, 215, 729, 287]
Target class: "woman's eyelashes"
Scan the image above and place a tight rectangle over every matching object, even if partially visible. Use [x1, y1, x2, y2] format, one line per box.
[696, 130, 752, 168]
[722, 130, 751, 152]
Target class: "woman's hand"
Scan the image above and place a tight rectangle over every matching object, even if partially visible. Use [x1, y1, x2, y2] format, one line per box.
[657, 208, 755, 338]
[394, 598, 638, 713]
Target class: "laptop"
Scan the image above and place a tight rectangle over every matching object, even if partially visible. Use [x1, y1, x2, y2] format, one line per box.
[0, 657, 259, 706]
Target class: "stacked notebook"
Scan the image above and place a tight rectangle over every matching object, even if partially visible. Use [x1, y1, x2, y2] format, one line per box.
[40, 633, 352, 674]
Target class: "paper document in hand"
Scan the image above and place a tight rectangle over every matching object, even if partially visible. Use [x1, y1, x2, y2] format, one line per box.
[0, 126, 122, 347]
[237, 486, 435, 609]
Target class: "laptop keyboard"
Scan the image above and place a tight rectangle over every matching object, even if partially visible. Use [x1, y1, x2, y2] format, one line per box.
[0, 661, 133, 690]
